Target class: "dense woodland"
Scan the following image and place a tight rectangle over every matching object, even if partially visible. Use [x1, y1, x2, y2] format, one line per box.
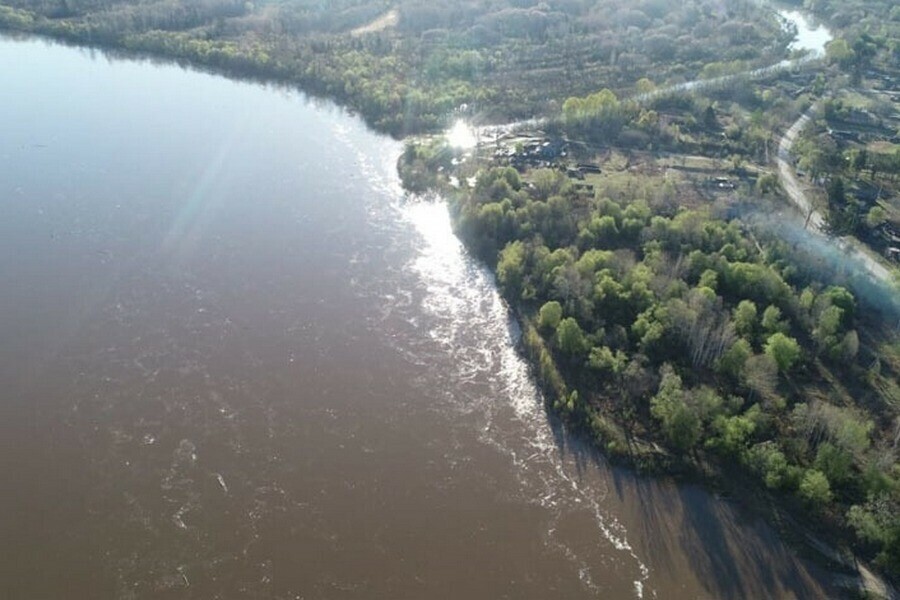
[0, 0, 792, 135]
[398, 3, 900, 572]
[406, 153, 900, 578]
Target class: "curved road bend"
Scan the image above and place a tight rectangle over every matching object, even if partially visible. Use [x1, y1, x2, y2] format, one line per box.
[776, 104, 895, 285]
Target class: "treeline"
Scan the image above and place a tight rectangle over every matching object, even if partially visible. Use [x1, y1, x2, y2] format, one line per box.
[0, 0, 790, 136]
[806, 0, 900, 71]
[427, 158, 900, 576]
[553, 76, 823, 165]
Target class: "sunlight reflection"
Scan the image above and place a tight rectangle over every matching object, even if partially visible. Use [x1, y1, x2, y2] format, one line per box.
[406, 200, 465, 282]
[445, 119, 478, 150]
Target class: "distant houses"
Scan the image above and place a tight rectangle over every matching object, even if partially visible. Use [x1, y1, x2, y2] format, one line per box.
[495, 137, 604, 180]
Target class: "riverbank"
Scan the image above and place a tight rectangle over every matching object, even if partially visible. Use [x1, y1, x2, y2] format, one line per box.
[2, 0, 897, 594]
[2, 33, 857, 599]
[400, 121, 900, 594]
[0, 0, 792, 137]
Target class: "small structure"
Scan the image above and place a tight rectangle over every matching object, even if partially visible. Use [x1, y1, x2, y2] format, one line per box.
[566, 167, 585, 180]
[508, 137, 569, 171]
[709, 176, 735, 190]
[827, 128, 861, 143]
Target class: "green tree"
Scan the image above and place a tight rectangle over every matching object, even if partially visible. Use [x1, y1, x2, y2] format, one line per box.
[825, 38, 855, 68]
[635, 77, 655, 95]
[538, 301, 563, 330]
[733, 300, 758, 338]
[698, 269, 718, 291]
[748, 443, 790, 489]
[814, 442, 853, 486]
[557, 317, 587, 356]
[839, 330, 859, 362]
[716, 338, 752, 380]
[847, 497, 900, 575]
[798, 469, 833, 506]
[650, 365, 701, 451]
[813, 305, 845, 360]
[710, 411, 756, 456]
[497, 241, 526, 299]
[764, 333, 801, 373]
[761, 305, 787, 334]
[866, 205, 887, 229]
[588, 345, 627, 374]
[531, 168, 568, 201]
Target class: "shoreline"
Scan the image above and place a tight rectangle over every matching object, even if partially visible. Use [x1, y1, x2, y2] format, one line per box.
[3, 14, 896, 597]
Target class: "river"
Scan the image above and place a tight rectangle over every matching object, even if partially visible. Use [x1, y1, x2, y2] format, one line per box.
[0, 34, 838, 598]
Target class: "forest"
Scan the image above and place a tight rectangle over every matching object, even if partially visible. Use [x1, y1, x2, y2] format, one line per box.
[397, 9, 900, 574]
[403, 151, 900, 578]
[0, 0, 792, 135]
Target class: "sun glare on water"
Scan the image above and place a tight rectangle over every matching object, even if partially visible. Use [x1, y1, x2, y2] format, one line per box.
[445, 120, 478, 150]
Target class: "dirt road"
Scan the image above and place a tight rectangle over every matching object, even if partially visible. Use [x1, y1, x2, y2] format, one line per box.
[776, 106, 894, 285]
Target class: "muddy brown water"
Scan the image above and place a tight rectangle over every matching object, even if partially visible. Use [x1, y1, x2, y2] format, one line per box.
[1, 35, 836, 599]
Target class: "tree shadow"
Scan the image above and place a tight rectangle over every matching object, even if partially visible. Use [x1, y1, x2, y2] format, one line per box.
[547, 419, 835, 597]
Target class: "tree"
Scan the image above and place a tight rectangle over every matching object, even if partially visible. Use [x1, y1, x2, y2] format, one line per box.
[538, 301, 563, 330]
[764, 333, 801, 373]
[825, 38, 855, 68]
[847, 496, 900, 575]
[866, 205, 887, 229]
[717, 338, 751, 380]
[813, 305, 846, 360]
[820, 286, 855, 321]
[851, 148, 868, 173]
[635, 77, 655, 95]
[743, 353, 779, 400]
[531, 168, 568, 201]
[496, 241, 526, 299]
[588, 345, 627, 374]
[827, 177, 846, 208]
[557, 317, 587, 356]
[748, 442, 790, 489]
[562, 88, 624, 141]
[755, 173, 779, 195]
[650, 365, 701, 451]
[703, 105, 718, 130]
[814, 442, 852, 486]
[798, 469, 833, 506]
[839, 330, 859, 362]
[710, 411, 756, 456]
[733, 300, 758, 338]
[761, 305, 787, 334]
[698, 269, 718, 291]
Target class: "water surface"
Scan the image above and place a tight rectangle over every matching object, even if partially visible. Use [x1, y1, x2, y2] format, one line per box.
[0, 34, 835, 599]
[780, 9, 833, 57]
